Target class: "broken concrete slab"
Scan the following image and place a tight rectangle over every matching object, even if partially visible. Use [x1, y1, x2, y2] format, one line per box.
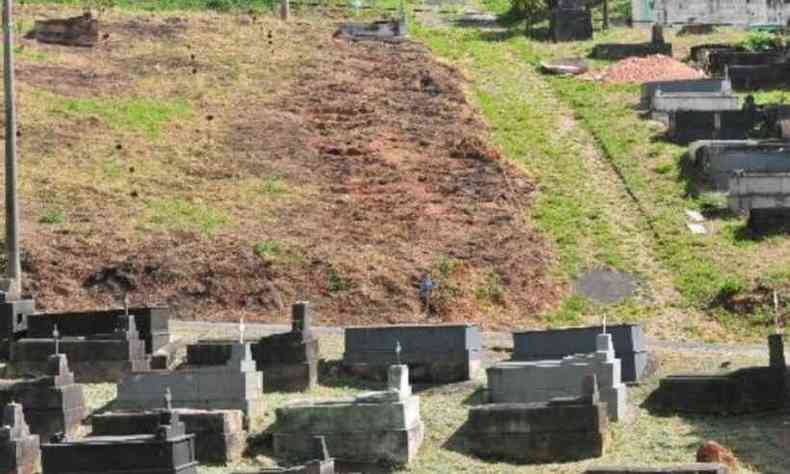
[334, 20, 405, 42]
[30, 13, 98, 47]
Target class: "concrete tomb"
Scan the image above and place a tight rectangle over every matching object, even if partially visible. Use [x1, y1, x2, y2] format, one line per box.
[92, 408, 245, 465]
[633, 0, 790, 28]
[335, 20, 406, 42]
[585, 465, 729, 474]
[490, 333, 627, 421]
[512, 323, 647, 382]
[11, 314, 150, 383]
[465, 374, 608, 463]
[549, 0, 592, 42]
[652, 335, 786, 415]
[115, 342, 265, 430]
[272, 365, 424, 466]
[239, 436, 336, 474]
[28, 305, 171, 355]
[189, 302, 319, 392]
[0, 403, 40, 474]
[668, 109, 761, 144]
[343, 324, 481, 383]
[591, 25, 671, 60]
[640, 79, 732, 111]
[0, 354, 86, 439]
[690, 141, 790, 191]
[41, 397, 198, 474]
[0, 295, 36, 360]
[728, 171, 790, 229]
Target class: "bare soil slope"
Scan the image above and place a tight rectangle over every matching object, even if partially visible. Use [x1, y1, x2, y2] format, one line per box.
[8, 7, 562, 327]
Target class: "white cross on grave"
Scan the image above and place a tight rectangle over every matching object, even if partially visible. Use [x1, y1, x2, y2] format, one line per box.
[239, 316, 246, 344]
[53, 324, 60, 356]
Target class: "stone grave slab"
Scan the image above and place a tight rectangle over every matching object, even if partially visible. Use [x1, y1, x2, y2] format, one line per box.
[641, 79, 731, 110]
[343, 324, 481, 383]
[0, 403, 40, 474]
[273, 365, 423, 466]
[41, 407, 197, 474]
[115, 342, 264, 430]
[513, 324, 647, 382]
[11, 315, 149, 382]
[692, 141, 790, 191]
[466, 375, 607, 463]
[92, 408, 245, 465]
[0, 354, 86, 439]
[585, 465, 728, 473]
[668, 110, 760, 144]
[491, 333, 627, 420]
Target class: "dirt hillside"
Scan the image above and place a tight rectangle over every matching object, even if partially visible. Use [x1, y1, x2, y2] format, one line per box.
[7, 6, 563, 328]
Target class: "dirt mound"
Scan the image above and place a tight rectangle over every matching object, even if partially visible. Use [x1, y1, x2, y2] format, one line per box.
[598, 54, 705, 83]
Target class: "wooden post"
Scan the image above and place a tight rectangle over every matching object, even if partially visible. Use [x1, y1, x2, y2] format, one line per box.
[2, 0, 21, 300]
[280, 0, 290, 21]
[603, 0, 609, 30]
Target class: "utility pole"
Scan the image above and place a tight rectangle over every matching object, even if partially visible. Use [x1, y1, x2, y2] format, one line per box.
[280, 0, 290, 21]
[2, 0, 20, 301]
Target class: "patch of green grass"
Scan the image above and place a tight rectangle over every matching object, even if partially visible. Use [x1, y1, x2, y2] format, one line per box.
[260, 177, 289, 198]
[145, 198, 229, 236]
[28, 0, 277, 12]
[53, 96, 191, 139]
[474, 270, 505, 305]
[253, 239, 282, 259]
[39, 209, 65, 225]
[327, 266, 353, 293]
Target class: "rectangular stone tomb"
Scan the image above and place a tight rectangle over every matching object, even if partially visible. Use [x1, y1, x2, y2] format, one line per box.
[115, 343, 264, 430]
[512, 324, 647, 382]
[668, 110, 759, 144]
[728, 171, 790, 215]
[0, 403, 40, 474]
[641, 79, 731, 110]
[706, 51, 783, 75]
[0, 299, 36, 360]
[11, 315, 149, 383]
[491, 334, 626, 421]
[273, 365, 423, 466]
[692, 142, 790, 191]
[0, 354, 86, 439]
[652, 92, 738, 114]
[343, 324, 481, 383]
[655, 367, 785, 415]
[189, 302, 319, 392]
[29, 305, 171, 354]
[585, 465, 728, 474]
[591, 42, 673, 61]
[465, 396, 608, 463]
[92, 409, 245, 465]
[41, 410, 197, 474]
[728, 63, 790, 90]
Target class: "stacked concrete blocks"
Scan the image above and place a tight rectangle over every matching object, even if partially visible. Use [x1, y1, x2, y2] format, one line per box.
[343, 324, 481, 383]
[0, 354, 87, 439]
[11, 315, 150, 382]
[116, 342, 265, 430]
[0, 403, 40, 474]
[41, 404, 198, 474]
[513, 323, 647, 383]
[491, 333, 627, 421]
[273, 365, 423, 466]
[466, 374, 608, 463]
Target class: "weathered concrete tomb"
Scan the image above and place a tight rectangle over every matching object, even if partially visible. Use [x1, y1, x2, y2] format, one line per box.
[115, 342, 265, 429]
[690, 141, 790, 191]
[585, 465, 729, 474]
[11, 314, 150, 383]
[189, 302, 319, 392]
[0, 403, 40, 474]
[237, 436, 335, 474]
[273, 365, 424, 466]
[513, 323, 647, 383]
[550, 0, 592, 42]
[465, 375, 608, 463]
[668, 109, 760, 144]
[728, 171, 790, 230]
[41, 404, 198, 474]
[0, 354, 86, 439]
[652, 335, 786, 414]
[335, 20, 406, 42]
[0, 296, 36, 359]
[491, 333, 627, 421]
[640, 79, 732, 111]
[92, 408, 245, 465]
[343, 324, 481, 383]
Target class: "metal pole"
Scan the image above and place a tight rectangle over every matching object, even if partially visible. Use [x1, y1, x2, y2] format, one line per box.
[2, 0, 20, 300]
[280, 0, 290, 21]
